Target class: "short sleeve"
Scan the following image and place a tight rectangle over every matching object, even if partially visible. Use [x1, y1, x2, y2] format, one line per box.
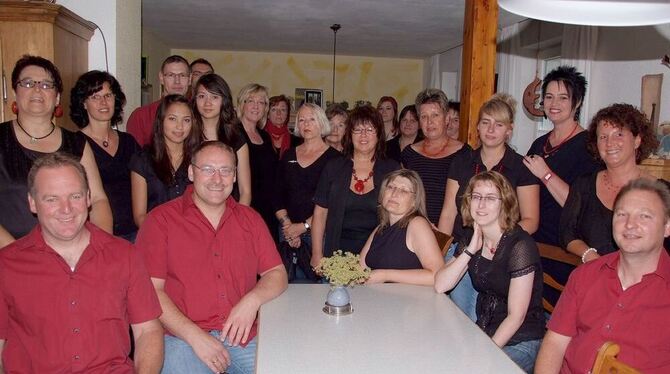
[129, 150, 151, 178]
[126, 246, 162, 324]
[559, 175, 589, 249]
[313, 158, 337, 208]
[507, 236, 540, 278]
[447, 149, 470, 181]
[135, 210, 169, 279]
[516, 156, 539, 187]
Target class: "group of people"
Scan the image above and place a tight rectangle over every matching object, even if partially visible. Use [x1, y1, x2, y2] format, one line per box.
[0, 52, 667, 374]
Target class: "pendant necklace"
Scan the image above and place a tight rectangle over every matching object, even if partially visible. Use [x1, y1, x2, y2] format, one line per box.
[542, 123, 579, 158]
[16, 119, 55, 144]
[352, 168, 373, 194]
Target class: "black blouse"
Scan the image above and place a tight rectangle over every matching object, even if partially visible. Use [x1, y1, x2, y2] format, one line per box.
[244, 129, 279, 236]
[129, 150, 190, 213]
[273, 146, 341, 222]
[82, 131, 140, 236]
[448, 145, 538, 243]
[366, 223, 422, 270]
[400, 144, 471, 224]
[385, 133, 422, 163]
[0, 121, 86, 239]
[460, 226, 545, 345]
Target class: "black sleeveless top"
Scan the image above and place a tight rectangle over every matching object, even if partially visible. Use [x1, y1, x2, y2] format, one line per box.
[366, 223, 422, 270]
[0, 121, 86, 239]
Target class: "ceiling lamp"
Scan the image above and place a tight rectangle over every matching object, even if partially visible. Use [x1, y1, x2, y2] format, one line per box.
[330, 24, 341, 103]
[498, 0, 670, 26]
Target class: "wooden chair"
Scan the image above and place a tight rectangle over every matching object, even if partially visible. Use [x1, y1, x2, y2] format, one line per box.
[537, 242, 581, 313]
[433, 229, 454, 257]
[592, 341, 641, 374]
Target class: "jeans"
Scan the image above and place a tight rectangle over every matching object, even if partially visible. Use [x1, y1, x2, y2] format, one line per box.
[503, 339, 542, 373]
[445, 243, 478, 321]
[162, 331, 257, 374]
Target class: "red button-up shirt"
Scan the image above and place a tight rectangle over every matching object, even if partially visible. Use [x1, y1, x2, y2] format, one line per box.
[136, 186, 281, 342]
[548, 250, 670, 374]
[126, 100, 160, 147]
[0, 223, 161, 373]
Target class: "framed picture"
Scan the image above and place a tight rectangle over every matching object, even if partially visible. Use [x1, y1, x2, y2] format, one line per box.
[295, 88, 324, 109]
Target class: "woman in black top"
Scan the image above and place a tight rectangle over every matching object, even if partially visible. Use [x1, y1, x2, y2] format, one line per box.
[561, 103, 660, 261]
[192, 73, 251, 205]
[401, 88, 470, 224]
[264, 95, 301, 158]
[0, 55, 111, 246]
[70, 70, 140, 241]
[435, 171, 544, 373]
[130, 95, 198, 227]
[274, 103, 340, 249]
[311, 105, 399, 268]
[237, 83, 279, 239]
[359, 169, 444, 286]
[386, 105, 423, 163]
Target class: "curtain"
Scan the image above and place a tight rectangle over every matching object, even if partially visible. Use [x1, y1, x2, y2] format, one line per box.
[424, 53, 441, 89]
[561, 25, 599, 124]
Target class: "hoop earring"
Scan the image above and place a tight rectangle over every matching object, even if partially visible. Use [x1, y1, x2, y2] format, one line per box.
[53, 105, 63, 118]
[11, 102, 18, 115]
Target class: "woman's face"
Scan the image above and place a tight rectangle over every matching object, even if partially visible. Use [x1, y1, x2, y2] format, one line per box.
[378, 101, 395, 123]
[195, 86, 222, 120]
[241, 93, 268, 125]
[269, 101, 289, 126]
[596, 120, 641, 168]
[163, 102, 192, 146]
[446, 109, 460, 140]
[418, 102, 448, 140]
[351, 120, 379, 155]
[469, 181, 502, 228]
[84, 82, 115, 123]
[15, 65, 59, 118]
[543, 81, 578, 125]
[477, 112, 511, 148]
[296, 107, 321, 140]
[382, 176, 415, 218]
[399, 111, 419, 137]
[326, 114, 346, 144]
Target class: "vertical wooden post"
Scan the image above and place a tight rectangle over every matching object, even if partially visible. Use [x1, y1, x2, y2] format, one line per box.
[459, 0, 498, 147]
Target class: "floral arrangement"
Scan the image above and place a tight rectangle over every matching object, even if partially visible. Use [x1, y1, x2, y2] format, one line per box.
[314, 250, 370, 287]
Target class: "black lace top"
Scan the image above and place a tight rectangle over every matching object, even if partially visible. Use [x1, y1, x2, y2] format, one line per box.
[459, 225, 545, 345]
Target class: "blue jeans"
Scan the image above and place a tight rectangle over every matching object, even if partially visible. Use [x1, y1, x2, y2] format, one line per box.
[503, 339, 542, 373]
[445, 243, 478, 321]
[162, 331, 257, 374]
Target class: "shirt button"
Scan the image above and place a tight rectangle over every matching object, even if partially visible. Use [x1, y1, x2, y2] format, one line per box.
[605, 324, 611, 331]
[217, 274, 222, 279]
[73, 328, 80, 333]
[74, 355, 80, 360]
[70, 300, 77, 305]
[214, 253, 219, 257]
[221, 294, 225, 298]
[617, 303, 623, 308]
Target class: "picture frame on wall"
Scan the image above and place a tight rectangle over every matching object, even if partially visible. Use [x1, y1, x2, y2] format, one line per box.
[295, 88, 324, 108]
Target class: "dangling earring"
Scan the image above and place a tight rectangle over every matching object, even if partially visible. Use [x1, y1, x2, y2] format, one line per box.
[53, 104, 63, 118]
[11, 102, 18, 115]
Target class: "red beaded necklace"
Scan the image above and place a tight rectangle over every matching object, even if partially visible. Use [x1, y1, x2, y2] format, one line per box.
[352, 169, 373, 194]
[542, 123, 579, 158]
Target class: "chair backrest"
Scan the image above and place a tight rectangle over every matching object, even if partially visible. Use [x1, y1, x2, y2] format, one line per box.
[592, 341, 641, 374]
[433, 229, 454, 257]
[537, 242, 581, 313]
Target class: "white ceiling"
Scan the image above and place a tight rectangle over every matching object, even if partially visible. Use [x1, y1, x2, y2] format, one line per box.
[142, 0, 526, 58]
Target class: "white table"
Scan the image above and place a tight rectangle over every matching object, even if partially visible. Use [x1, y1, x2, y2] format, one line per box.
[256, 284, 524, 373]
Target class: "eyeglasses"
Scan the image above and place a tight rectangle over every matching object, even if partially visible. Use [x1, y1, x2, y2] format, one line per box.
[17, 79, 56, 90]
[191, 164, 236, 177]
[270, 107, 288, 113]
[163, 72, 189, 81]
[352, 127, 377, 135]
[89, 92, 115, 103]
[386, 185, 415, 197]
[244, 99, 267, 107]
[470, 194, 502, 204]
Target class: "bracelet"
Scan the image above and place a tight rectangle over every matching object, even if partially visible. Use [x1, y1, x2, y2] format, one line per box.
[581, 247, 598, 263]
[542, 172, 553, 184]
[463, 249, 475, 258]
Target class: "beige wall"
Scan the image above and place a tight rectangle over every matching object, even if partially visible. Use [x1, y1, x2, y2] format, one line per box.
[172, 48, 424, 109]
[116, 0, 141, 129]
[142, 29, 171, 102]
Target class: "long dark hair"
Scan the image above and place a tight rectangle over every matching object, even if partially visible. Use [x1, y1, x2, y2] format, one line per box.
[150, 94, 199, 184]
[70, 70, 126, 128]
[191, 73, 242, 147]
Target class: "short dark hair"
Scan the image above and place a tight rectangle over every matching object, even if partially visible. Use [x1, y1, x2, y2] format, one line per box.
[190, 58, 213, 72]
[69, 70, 126, 128]
[587, 103, 658, 164]
[28, 152, 88, 197]
[615, 178, 670, 221]
[11, 55, 63, 94]
[448, 101, 460, 113]
[415, 88, 449, 114]
[541, 66, 587, 121]
[398, 104, 418, 124]
[161, 55, 190, 73]
[326, 103, 348, 121]
[269, 95, 292, 126]
[342, 105, 386, 160]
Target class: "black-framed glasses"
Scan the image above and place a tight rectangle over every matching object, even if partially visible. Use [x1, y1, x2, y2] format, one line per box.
[17, 79, 56, 90]
[352, 126, 377, 135]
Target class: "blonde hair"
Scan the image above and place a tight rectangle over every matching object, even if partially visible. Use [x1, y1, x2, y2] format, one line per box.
[295, 103, 331, 137]
[377, 169, 429, 232]
[478, 93, 516, 129]
[237, 83, 269, 127]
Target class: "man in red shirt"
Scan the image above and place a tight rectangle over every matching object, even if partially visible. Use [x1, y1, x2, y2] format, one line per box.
[127, 55, 190, 146]
[136, 141, 287, 374]
[0, 152, 163, 373]
[535, 179, 670, 373]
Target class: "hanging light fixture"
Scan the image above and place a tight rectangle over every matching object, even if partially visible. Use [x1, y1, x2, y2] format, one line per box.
[330, 24, 341, 103]
[498, 0, 670, 26]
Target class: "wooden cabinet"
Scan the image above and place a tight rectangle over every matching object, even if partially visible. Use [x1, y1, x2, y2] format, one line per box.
[641, 158, 670, 181]
[0, 1, 95, 130]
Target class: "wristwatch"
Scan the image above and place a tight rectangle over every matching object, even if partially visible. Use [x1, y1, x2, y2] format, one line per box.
[303, 222, 311, 231]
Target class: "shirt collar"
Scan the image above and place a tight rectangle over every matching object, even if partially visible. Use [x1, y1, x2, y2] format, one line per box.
[20, 222, 102, 257]
[473, 145, 516, 170]
[180, 184, 237, 229]
[602, 249, 670, 283]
